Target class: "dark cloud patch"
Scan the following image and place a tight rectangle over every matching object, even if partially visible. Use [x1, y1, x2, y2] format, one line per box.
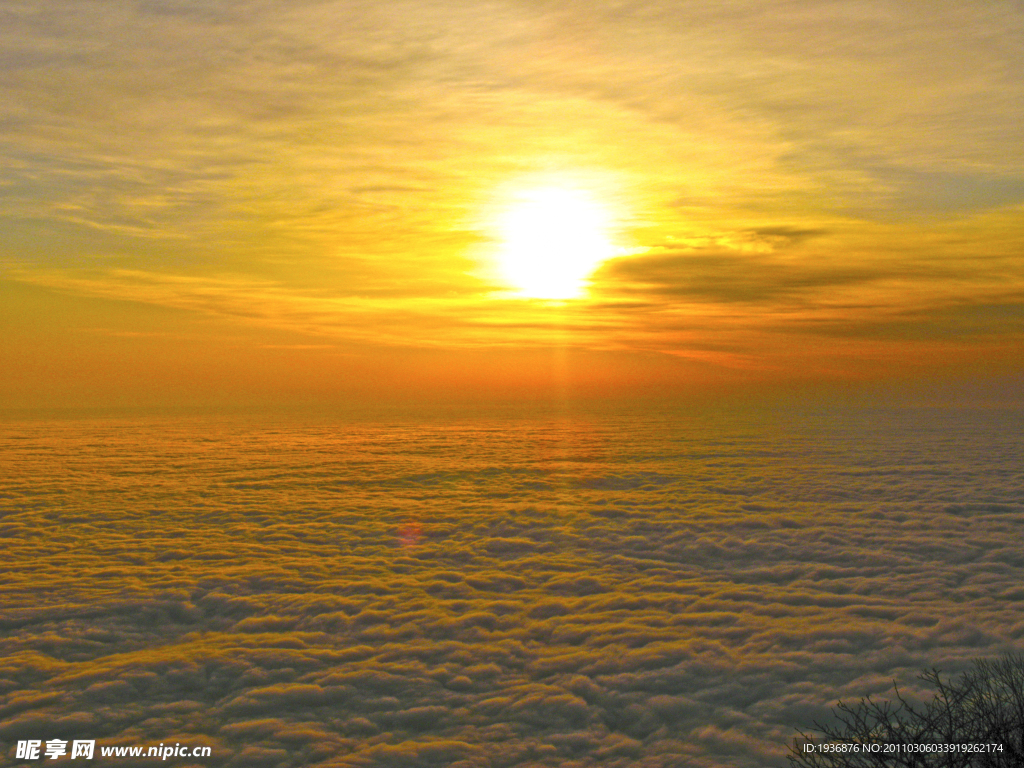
[794, 299, 1024, 341]
[745, 227, 831, 244]
[594, 250, 894, 304]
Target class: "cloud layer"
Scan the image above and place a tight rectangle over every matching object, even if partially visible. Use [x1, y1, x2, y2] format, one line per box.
[1, 408, 1022, 766]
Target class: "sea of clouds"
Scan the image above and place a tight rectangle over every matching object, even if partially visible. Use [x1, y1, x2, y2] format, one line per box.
[1, 406, 1022, 767]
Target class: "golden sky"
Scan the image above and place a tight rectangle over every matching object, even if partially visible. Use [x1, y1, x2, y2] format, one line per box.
[2, 0, 1023, 408]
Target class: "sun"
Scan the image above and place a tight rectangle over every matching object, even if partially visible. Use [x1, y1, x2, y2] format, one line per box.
[495, 186, 618, 299]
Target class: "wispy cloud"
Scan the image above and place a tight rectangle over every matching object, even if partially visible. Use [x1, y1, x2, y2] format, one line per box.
[1, 0, 1022, 393]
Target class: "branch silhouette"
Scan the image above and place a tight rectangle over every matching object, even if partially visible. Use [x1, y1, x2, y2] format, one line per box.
[790, 655, 1024, 768]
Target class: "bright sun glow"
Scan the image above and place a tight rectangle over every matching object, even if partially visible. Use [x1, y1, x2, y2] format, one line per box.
[495, 187, 618, 299]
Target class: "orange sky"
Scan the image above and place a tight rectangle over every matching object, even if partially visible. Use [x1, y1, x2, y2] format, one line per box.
[2, 1, 1022, 410]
